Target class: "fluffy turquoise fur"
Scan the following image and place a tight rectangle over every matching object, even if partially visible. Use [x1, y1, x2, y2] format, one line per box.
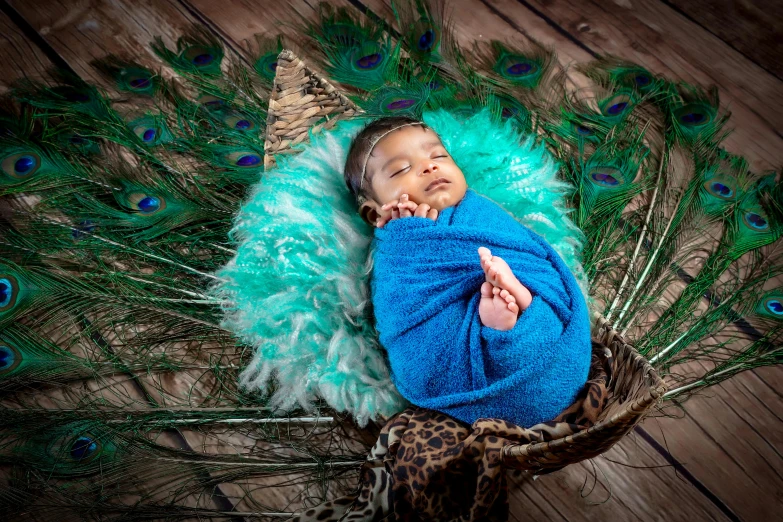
[208, 108, 586, 426]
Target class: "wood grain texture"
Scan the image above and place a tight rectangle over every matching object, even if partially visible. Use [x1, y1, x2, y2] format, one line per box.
[6, 0, 209, 86]
[508, 429, 731, 521]
[491, 0, 783, 171]
[651, 363, 783, 521]
[0, 6, 54, 92]
[667, 0, 783, 80]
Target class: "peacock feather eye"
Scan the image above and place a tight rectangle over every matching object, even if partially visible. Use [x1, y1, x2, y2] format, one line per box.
[254, 52, 279, 81]
[703, 175, 737, 201]
[616, 68, 656, 92]
[69, 435, 102, 462]
[356, 52, 383, 70]
[223, 113, 257, 131]
[385, 98, 417, 111]
[408, 19, 440, 54]
[495, 52, 540, 84]
[129, 116, 172, 146]
[225, 151, 262, 168]
[1, 152, 41, 180]
[572, 123, 594, 136]
[0, 275, 19, 312]
[674, 103, 714, 128]
[0, 343, 21, 375]
[742, 210, 769, 231]
[767, 298, 783, 316]
[588, 166, 626, 187]
[756, 291, 783, 320]
[126, 192, 166, 214]
[197, 95, 226, 108]
[183, 46, 216, 67]
[600, 93, 634, 118]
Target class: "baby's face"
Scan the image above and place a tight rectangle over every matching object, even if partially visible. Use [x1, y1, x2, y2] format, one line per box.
[364, 126, 467, 218]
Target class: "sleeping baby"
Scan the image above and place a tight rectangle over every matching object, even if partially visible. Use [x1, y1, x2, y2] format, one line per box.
[344, 116, 593, 428]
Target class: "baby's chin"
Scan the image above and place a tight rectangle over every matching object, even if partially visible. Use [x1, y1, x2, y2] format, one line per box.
[422, 185, 467, 211]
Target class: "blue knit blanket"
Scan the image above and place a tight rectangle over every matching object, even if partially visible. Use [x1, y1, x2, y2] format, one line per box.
[372, 189, 592, 428]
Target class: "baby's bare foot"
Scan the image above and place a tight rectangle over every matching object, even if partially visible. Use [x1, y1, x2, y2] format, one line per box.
[479, 282, 519, 331]
[477, 247, 533, 311]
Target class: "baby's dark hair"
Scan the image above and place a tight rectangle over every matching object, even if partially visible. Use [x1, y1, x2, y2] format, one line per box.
[344, 116, 430, 204]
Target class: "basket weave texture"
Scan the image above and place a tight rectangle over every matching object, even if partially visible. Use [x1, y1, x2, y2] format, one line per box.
[263, 50, 666, 473]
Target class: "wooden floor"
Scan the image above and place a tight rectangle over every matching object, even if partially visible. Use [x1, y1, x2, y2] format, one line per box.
[1, 0, 781, 520]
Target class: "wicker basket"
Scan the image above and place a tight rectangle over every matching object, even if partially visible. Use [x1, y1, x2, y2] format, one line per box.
[263, 50, 666, 474]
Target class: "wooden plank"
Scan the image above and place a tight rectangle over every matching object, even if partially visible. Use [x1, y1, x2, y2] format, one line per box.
[496, 0, 783, 171]
[0, 6, 54, 92]
[6, 0, 212, 87]
[648, 363, 783, 521]
[508, 428, 731, 521]
[668, 0, 783, 80]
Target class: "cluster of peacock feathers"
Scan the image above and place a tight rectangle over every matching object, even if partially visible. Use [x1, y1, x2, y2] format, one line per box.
[0, 0, 781, 518]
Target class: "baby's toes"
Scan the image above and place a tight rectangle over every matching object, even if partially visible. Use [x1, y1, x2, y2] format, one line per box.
[478, 247, 491, 258]
[507, 301, 519, 314]
[503, 293, 516, 304]
[499, 289, 510, 299]
[481, 282, 493, 297]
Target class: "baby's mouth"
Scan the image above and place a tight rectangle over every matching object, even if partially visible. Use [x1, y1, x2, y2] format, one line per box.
[425, 178, 450, 191]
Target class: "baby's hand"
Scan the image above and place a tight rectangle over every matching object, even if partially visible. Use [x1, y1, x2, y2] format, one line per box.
[376, 193, 438, 227]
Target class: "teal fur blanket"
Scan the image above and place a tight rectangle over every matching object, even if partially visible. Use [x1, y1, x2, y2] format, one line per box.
[373, 189, 592, 427]
[208, 108, 587, 426]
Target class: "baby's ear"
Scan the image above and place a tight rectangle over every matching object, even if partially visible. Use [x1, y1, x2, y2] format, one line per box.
[360, 200, 381, 227]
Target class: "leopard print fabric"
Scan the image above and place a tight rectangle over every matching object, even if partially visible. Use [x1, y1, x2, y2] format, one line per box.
[289, 342, 611, 521]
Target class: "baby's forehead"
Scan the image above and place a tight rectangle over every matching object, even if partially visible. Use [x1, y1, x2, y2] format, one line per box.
[372, 126, 443, 156]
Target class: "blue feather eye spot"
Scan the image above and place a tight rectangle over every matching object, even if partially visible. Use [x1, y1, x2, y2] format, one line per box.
[766, 298, 783, 316]
[69, 436, 101, 462]
[385, 98, 417, 111]
[2, 152, 41, 179]
[138, 196, 160, 213]
[588, 167, 625, 188]
[236, 155, 261, 167]
[572, 123, 594, 136]
[356, 53, 383, 69]
[127, 192, 166, 214]
[634, 74, 651, 86]
[0, 344, 20, 374]
[419, 29, 436, 51]
[680, 112, 706, 125]
[269, 61, 277, 72]
[183, 47, 216, 67]
[703, 176, 736, 200]
[743, 211, 769, 231]
[674, 103, 714, 128]
[223, 114, 256, 131]
[601, 94, 633, 117]
[71, 220, 96, 240]
[0, 276, 17, 311]
[128, 76, 151, 90]
[607, 102, 628, 115]
[133, 125, 160, 144]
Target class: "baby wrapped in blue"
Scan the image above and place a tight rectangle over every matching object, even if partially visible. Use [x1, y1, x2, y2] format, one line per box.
[347, 117, 592, 428]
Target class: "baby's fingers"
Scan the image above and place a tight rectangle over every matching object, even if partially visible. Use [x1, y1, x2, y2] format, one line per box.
[398, 201, 417, 217]
[426, 208, 439, 221]
[414, 203, 431, 218]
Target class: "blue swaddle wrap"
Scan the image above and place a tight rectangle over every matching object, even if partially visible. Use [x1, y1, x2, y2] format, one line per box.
[372, 189, 592, 428]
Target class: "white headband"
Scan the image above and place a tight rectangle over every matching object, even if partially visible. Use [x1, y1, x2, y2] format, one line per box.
[358, 122, 423, 194]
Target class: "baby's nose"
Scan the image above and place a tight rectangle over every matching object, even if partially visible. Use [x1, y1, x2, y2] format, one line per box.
[420, 162, 438, 175]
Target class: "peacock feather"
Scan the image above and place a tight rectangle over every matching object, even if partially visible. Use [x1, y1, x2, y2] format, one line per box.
[0, 1, 781, 518]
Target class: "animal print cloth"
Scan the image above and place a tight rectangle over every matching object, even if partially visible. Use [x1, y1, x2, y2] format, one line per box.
[289, 342, 611, 521]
